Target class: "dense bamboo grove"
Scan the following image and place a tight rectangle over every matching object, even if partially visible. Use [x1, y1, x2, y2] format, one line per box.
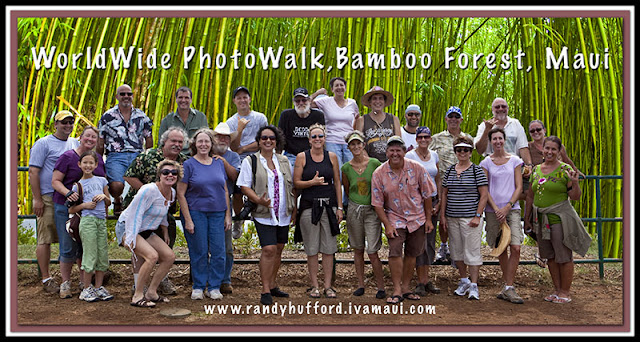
[16, 16, 624, 257]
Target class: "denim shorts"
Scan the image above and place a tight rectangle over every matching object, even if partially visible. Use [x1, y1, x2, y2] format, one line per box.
[105, 151, 140, 184]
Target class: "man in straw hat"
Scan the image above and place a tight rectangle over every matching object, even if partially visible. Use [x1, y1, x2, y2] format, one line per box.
[29, 110, 80, 294]
[371, 136, 436, 304]
[355, 86, 401, 162]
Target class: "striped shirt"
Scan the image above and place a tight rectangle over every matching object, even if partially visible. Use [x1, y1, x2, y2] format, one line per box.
[442, 163, 488, 218]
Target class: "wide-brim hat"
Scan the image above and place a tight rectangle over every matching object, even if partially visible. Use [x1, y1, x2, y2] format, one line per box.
[213, 122, 231, 135]
[361, 86, 394, 108]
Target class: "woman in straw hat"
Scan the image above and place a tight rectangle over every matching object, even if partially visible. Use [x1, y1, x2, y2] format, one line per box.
[355, 86, 401, 163]
[479, 127, 525, 304]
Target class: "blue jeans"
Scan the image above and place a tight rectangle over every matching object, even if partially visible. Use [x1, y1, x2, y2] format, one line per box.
[223, 228, 233, 285]
[324, 142, 352, 205]
[105, 151, 139, 184]
[183, 210, 226, 291]
[53, 203, 82, 263]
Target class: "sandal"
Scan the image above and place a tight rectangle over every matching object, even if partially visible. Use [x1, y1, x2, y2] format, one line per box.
[553, 296, 572, 304]
[402, 292, 420, 301]
[146, 294, 170, 303]
[324, 287, 337, 298]
[544, 294, 559, 302]
[308, 287, 321, 298]
[534, 253, 548, 268]
[130, 298, 156, 308]
[386, 295, 404, 304]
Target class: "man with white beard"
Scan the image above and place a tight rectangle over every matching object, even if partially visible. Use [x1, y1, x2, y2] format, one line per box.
[277, 87, 326, 169]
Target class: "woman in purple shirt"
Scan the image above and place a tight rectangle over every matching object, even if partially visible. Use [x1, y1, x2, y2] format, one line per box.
[177, 128, 232, 301]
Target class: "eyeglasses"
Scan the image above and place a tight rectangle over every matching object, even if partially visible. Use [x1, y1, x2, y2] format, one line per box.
[59, 119, 75, 125]
[454, 147, 472, 153]
[529, 127, 543, 133]
[416, 135, 431, 140]
[310, 134, 325, 139]
[406, 112, 420, 117]
[446, 113, 462, 119]
[260, 135, 277, 141]
[161, 169, 178, 176]
[119, 92, 133, 96]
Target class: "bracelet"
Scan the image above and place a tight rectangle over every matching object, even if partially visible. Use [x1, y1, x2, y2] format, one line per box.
[337, 207, 343, 211]
[508, 201, 514, 207]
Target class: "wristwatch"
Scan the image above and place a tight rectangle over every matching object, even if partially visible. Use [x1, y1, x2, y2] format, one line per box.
[475, 213, 482, 217]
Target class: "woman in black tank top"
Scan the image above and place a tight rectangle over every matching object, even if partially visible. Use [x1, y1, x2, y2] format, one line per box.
[293, 123, 343, 298]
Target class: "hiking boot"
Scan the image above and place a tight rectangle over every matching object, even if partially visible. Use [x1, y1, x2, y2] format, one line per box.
[497, 287, 524, 304]
[454, 279, 470, 296]
[59, 280, 73, 299]
[232, 221, 244, 239]
[220, 283, 233, 294]
[42, 278, 59, 294]
[414, 283, 427, 297]
[158, 277, 177, 295]
[425, 281, 441, 294]
[95, 286, 114, 301]
[468, 283, 479, 300]
[79, 286, 99, 302]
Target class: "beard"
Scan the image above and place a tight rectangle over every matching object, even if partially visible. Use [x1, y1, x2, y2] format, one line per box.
[295, 103, 311, 116]
[213, 143, 228, 155]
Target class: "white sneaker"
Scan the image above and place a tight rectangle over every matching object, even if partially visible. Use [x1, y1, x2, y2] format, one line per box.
[79, 286, 99, 302]
[59, 280, 72, 299]
[94, 286, 114, 301]
[454, 279, 470, 296]
[468, 283, 479, 300]
[206, 289, 223, 300]
[191, 289, 204, 300]
[232, 221, 244, 239]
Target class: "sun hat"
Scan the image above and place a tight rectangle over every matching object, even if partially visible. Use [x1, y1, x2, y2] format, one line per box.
[345, 130, 365, 144]
[453, 142, 474, 149]
[386, 135, 405, 147]
[213, 122, 232, 135]
[361, 86, 394, 108]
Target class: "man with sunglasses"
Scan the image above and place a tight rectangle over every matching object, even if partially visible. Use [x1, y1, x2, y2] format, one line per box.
[474, 97, 532, 166]
[429, 106, 473, 265]
[278, 87, 325, 169]
[29, 110, 80, 294]
[97, 84, 153, 215]
[401, 104, 422, 151]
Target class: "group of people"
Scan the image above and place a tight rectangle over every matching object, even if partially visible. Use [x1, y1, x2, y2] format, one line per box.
[29, 79, 590, 308]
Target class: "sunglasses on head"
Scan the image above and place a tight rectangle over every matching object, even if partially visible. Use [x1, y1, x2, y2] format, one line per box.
[119, 92, 133, 96]
[310, 134, 325, 139]
[260, 135, 277, 141]
[454, 147, 472, 153]
[529, 127, 543, 133]
[161, 169, 178, 176]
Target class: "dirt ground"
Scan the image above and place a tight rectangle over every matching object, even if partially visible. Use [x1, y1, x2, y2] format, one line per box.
[13, 245, 626, 335]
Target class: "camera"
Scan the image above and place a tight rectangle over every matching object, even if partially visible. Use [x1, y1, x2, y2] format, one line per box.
[232, 200, 256, 221]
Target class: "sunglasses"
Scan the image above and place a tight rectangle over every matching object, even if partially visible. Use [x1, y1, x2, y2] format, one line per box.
[161, 169, 178, 176]
[493, 104, 508, 109]
[454, 147, 472, 153]
[416, 135, 431, 140]
[260, 135, 277, 141]
[406, 112, 421, 117]
[119, 92, 133, 96]
[310, 134, 325, 139]
[59, 119, 75, 125]
[529, 127, 544, 133]
[446, 113, 462, 119]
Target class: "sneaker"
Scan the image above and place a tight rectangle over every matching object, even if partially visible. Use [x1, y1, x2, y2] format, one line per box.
[79, 286, 99, 302]
[94, 286, 114, 301]
[497, 287, 524, 304]
[42, 278, 60, 294]
[78, 281, 85, 292]
[468, 283, 479, 300]
[191, 289, 204, 300]
[206, 289, 224, 300]
[436, 243, 450, 262]
[59, 280, 73, 299]
[454, 279, 471, 296]
[232, 221, 244, 239]
[158, 278, 177, 295]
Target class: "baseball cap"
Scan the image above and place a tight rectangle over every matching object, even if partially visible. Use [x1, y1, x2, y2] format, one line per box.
[446, 106, 463, 118]
[293, 87, 309, 98]
[54, 110, 74, 122]
[405, 104, 422, 114]
[233, 86, 250, 98]
[386, 135, 405, 147]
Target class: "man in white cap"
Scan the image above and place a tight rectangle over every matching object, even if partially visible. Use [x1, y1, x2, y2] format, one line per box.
[29, 110, 79, 294]
[401, 104, 422, 151]
[158, 86, 208, 154]
[371, 136, 436, 304]
[212, 122, 241, 292]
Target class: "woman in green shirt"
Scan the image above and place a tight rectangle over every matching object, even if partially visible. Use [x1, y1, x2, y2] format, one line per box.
[341, 130, 385, 299]
[529, 136, 583, 304]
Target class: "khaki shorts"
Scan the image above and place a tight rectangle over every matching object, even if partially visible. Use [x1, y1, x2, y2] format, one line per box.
[387, 225, 425, 258]
[299, 208, 338, 256]
[345, 200, 382, 255]
[446, 216, 483, 266]
[36, 195, 58, 244]
[485, 210, 524, 248]
[537, 223, 574, 264]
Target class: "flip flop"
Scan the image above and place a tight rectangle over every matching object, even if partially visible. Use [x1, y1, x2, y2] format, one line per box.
[544, 294, 558, 302]
[553, 296, 572, 304]
[386, 295, 404, 304]
[146, 294, 170, 303]
[534, 253, 548, 268]
[130, 298, 156, 308]
[402, 292, 421, 301]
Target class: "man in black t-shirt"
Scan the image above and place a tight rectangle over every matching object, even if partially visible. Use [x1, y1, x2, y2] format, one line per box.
[278, 87, 326, 168]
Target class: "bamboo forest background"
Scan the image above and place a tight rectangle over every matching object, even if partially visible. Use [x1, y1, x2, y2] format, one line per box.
[16, 17, 624, 257]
